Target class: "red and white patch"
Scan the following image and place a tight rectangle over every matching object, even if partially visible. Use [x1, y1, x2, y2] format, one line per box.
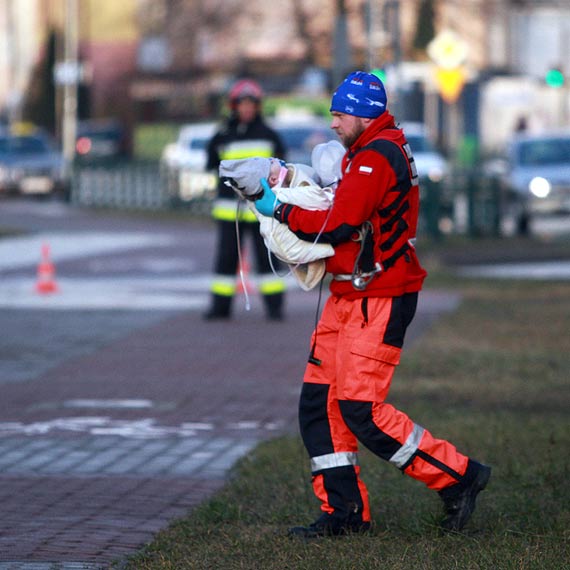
[358, 165, 373, 175]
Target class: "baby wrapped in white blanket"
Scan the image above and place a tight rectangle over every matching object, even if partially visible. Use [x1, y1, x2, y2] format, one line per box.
[219, 140, 345, 290]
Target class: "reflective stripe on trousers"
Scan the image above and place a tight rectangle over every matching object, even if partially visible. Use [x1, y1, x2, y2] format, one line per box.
[258, 275, 286, 295]
[309, 424, 425, 473]
[210, 274, 285, 296]
[389, 423, 425, 468]
[210, 275, 237, 297]
[311, 451, 358, 472]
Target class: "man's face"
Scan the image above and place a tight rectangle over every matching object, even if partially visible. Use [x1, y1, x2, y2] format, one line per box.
[235, 98, 259, 124]
[330, 112, 370, 147]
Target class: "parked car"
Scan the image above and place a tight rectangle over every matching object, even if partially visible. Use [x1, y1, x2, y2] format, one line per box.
[160, 115, 338, 203]
[75, 119, 128, 163]
[399, 122, 449, 183]
[160, 122, 218, 202]
[0, 126, 68, 199]
[487, 130, 570, 234]
[271, 114, 337, 166]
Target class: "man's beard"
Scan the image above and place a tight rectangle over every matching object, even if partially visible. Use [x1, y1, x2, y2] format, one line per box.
[342, 121, 365, 147]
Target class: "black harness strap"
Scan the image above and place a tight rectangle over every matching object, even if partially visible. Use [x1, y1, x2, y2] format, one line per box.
[379, 186, 411, 217]
[381, 218, 409, 252]
[351, 136, 415, 278]
[382, 242, 411, 270]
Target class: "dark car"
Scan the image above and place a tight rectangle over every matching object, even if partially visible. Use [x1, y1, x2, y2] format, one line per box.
[488, 130, 570, 234]
[271, 115, 338, 165]
[0, 127, 68, 198]
[75, 119, 128, 163]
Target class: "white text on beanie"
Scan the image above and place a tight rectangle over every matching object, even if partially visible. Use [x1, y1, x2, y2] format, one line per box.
[329, 71, 387, 119]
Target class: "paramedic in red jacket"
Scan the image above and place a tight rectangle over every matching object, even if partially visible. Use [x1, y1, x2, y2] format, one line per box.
[255, 71, 491, 538]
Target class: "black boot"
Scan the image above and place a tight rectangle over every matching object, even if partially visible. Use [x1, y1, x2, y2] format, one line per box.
[439, 459, 491, 532]
[288, 513, 370, 539]
[203, 294, 232, 320]
[263, 292, 284, 321]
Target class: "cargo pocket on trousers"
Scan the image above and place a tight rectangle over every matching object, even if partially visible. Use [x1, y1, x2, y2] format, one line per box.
[344, 340, 402, 402]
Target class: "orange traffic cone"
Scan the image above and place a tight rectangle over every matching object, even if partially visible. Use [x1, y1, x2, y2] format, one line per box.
[35, 243, 59, 294]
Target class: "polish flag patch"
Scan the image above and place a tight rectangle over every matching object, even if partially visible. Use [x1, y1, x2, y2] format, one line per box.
[359, 165, 373, 175]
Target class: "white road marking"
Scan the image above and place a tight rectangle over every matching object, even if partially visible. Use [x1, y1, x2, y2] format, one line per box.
[63, 399, 155, 410]
[457, 260, 570, 280]
[0, 277, 210, 309]
[0, 232, 174, 270]
[0, 274, 300, 310]
[87, 257, 197, 273]
[0, 417, 283, 438]
[228, 421, 261, 430]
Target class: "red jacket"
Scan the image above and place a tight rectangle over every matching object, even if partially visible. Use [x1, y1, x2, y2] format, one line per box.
[275, 112, 427, 299]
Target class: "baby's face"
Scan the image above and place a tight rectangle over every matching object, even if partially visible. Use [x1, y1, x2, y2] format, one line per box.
[267, 160, 282, 187]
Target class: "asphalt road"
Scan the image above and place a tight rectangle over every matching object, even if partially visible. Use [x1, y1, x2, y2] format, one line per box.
[0, 198, 461, 569]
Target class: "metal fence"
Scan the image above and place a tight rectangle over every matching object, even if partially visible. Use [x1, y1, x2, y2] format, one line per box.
[71, 160, 168, 210]
[70, 160, 216, 216]
[419, 172, 504, 240]
[69, 160, 506, 238]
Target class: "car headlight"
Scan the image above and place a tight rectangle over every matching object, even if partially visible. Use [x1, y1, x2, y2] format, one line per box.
[529, 176, 551, 199]
[427, 166, 445, 182]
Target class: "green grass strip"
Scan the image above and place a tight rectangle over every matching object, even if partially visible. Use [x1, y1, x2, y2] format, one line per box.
[122, 276, 570, 570]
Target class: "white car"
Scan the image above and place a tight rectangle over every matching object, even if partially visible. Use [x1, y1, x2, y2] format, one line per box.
[161, 122, 217, 173]
[160, 122, 218, 203]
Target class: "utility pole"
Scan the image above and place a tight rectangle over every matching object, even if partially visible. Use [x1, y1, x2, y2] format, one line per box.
[383, 0, 402, 114]
[332, 0, 352, 89]
[61, 0, 79, 175]
[365, 0, 375, 71]
[383, 0, 401, 69]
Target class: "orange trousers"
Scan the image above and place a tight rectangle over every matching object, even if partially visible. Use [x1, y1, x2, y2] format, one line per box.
[299, 293, 469, 523]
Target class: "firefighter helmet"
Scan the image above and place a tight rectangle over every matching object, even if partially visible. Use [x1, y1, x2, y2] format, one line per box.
[229, 79, 263, 108]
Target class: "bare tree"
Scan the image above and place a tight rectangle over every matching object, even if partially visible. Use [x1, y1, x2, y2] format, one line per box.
[290, 0, 316, 66]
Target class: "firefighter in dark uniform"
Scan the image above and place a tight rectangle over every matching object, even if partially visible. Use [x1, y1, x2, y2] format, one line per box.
[203, 79, 287, 320]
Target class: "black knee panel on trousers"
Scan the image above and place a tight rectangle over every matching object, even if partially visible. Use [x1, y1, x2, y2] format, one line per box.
[339, 400, 402, 462]
[298, 382, 334, 457]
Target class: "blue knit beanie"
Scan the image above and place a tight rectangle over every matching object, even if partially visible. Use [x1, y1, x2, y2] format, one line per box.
[330, 71, 387, 118]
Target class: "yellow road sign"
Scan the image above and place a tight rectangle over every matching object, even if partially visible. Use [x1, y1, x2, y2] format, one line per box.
[428, 30, 468, 69]
[434, 67, 466, 103]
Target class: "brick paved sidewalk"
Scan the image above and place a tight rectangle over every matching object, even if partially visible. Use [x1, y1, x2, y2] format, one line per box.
[0, 289, 460, 569]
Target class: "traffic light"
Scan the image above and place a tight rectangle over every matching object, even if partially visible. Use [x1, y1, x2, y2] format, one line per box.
[545, 68, 564, 88]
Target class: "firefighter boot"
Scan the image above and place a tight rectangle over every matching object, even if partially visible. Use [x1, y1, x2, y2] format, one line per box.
[438, 459, 491, 532]
[203, 294, 232, 320]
